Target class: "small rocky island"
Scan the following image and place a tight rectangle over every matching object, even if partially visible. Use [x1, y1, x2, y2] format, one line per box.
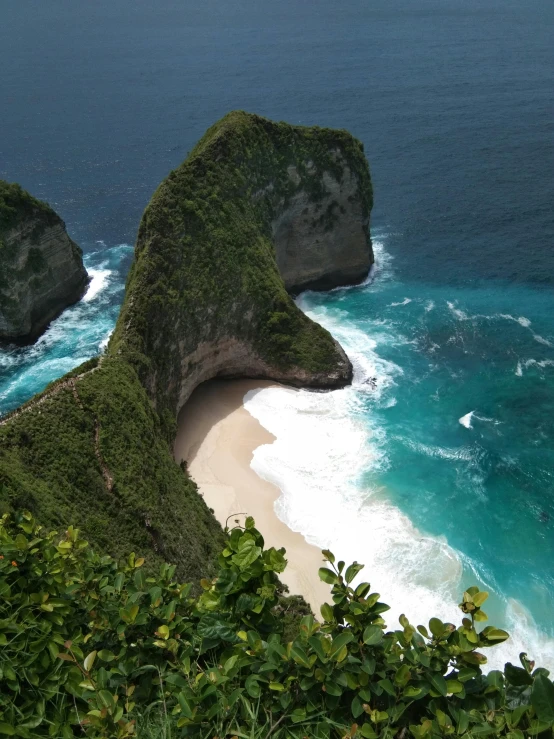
[0, 180, 89, 343]
[0, 112, 373, 580]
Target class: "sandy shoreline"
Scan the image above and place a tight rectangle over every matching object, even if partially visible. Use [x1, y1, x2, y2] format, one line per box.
[174, 379, 330, 614]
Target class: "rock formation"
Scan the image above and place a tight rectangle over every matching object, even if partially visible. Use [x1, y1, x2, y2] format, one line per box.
[111, 111, 373, 415]
[0, 181, 89, 343]
[0, 112, 373, 580]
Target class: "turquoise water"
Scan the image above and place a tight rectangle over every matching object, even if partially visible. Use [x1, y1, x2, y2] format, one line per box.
[310, 235, 554, 629]
[0, 244, 133, 412]
[243, 235, 554, 671]
[1, 0, 553, 669]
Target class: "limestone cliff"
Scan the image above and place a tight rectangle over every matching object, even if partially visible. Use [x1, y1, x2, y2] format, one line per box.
[111, 111, 373, 415]
[0, 181, 89, 343]
[0, 112, 373, 581]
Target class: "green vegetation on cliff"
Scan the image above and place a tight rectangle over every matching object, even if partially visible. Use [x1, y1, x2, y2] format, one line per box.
[1, 511, 552, 739]
[0, 112, 372, 579]
[111, 110, 372, 415]
[0, 358, 223, 584]
[0, 181, 58, 238]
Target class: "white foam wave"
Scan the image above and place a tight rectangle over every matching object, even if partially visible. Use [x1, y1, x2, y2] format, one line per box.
[295, 300, 402, 400]
[370, 239, 395, 285]
[407, 439, 475, 462]
[531, 333, 554, 348]
[445, 307, 554, 351]
[459, 411, 474, 429]
[516, 361, 523, 376]
[99, 330, 113, 352]
[389, 297, 412, 307]
[244, 287, 554, 671]
[458, 411, 498, 429]
[244, 384, 554, 671]
[447, 301, 468, 320]
[425, 300, 435, 312]
[524, 359, 554, 370]
[83, 268, 112, 302]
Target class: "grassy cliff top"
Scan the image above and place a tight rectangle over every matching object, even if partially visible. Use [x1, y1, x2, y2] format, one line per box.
[0, 180, 59, 236]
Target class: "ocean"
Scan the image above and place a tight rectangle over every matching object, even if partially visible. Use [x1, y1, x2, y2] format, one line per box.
[1, 0, 553, 669]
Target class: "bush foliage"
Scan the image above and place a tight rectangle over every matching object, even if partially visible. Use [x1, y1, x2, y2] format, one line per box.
[1, 511, 553, 739]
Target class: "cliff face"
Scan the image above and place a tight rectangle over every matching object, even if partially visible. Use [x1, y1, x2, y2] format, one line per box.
[0, 181, 89, 343]
[273, 159, 371, 293]
[111, 111, 373, 415]
[0, 112, 373, 581]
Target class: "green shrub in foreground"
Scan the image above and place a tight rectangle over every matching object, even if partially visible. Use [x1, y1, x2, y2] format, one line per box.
[1, 511, 553, 739]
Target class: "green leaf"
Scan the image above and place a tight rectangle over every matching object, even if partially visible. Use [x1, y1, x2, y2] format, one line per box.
[363, 624, 383, 645]
[457, 667, 478, 682]
[322, 549, 335, 564]
[427, 672, 448, 697]
[329, 631, 354, 660]
[318, 567, 339, 585]
[320, 602, 334, 622]
[344, 562, 364, 584]
[0, 725, 15, 736]
[269, 682, 285, 691]
[486, 670, 504, 691]
[531, 673, 554, 723]
[231, 538, 261, 569]
[446, 679, 463, 694]
[97, 649, 116, 662]
[505, 663, 533, 686]
[481, 626, 509, 643]
[510, 705, 530, 728]
[379, 678, 396, 697]
[291, 708, 307, 724]
[178, 692, 194, 719]
[360, 724, 378, 739]
[403, 685, 427, 699]
[429, 617, 445, 638]
[308, 635, 328, 662]
[352, 695, 365, 719]
[457, 709, 469, 735]
[472, 591, 489, 607]
[83, 650, 96, 672]
[290, 643, 312, 668]
[323, 681, 342, 696]
[98, 690, 114, 709]
[245, 675, 261, 698]
[394, 664, 411, 686]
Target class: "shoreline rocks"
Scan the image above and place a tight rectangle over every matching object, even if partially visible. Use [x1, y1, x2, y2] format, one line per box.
[0, 181, 89, 344]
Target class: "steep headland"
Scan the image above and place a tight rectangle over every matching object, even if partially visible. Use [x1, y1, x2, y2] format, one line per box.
[0, 112, 373, 580]
[111, 111, 373, 416]
[0, 181, 89, 343]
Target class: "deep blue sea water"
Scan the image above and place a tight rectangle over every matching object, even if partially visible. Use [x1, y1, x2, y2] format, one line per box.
[1, 0, 553, 668]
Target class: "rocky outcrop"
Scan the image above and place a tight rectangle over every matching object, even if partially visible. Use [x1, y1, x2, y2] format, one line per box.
[273, 159, 371, 293]
[111, 111, 373, 414]
[0, 181, 89, 343]
[0, 112, 373, 581]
